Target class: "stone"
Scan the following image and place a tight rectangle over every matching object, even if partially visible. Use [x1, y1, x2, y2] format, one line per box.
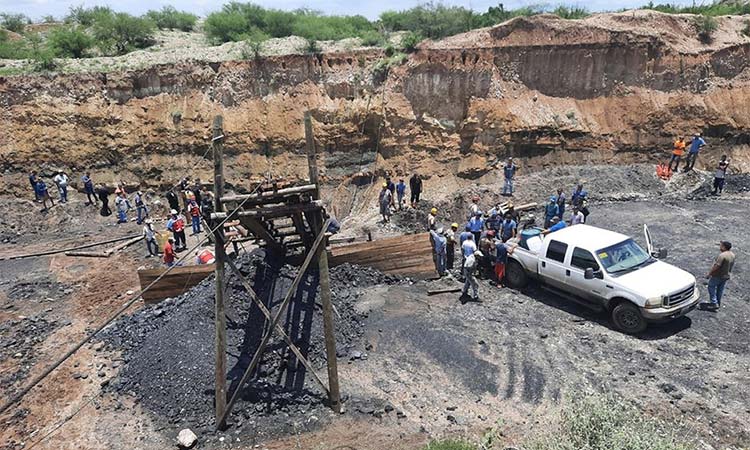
[93, 342, 105, 351]
[177, 428, 198, 448]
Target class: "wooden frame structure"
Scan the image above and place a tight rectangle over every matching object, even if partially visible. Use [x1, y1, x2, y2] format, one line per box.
[211, 112, 341, 430]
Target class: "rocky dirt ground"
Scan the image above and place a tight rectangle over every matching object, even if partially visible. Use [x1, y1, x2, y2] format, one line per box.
[1, 164, 748, 450]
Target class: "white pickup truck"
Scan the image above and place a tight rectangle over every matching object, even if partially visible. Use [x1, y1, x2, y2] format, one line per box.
[504, 224, 700, 334]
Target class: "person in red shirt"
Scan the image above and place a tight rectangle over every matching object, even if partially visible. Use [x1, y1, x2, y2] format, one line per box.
[163, 237, 176, 267]
[195, 248, 215, 265]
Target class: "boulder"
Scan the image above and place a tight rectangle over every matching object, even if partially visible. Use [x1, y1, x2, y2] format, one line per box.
[177, 428, 197, 448]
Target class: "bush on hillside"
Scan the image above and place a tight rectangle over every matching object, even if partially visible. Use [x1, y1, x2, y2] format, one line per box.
[42, 15, 57, 24]
[551, 6, 590, 19]
[92, 12, 155, 55]
[695, 14, 718, 43]
[48, 26, 94, 58]
[65, 5, 113, 26]
[0, 29, 29, 58]
[380, 3, 474, 39]
[643, 1, 750, 16]
[400, 31, 423, 53]
[422, 439, 476, 450]
[526, 394, 694, 450]
[0, 13, 29, 33]
[204, 10, 250, 43]
[146, 6, 198, 32]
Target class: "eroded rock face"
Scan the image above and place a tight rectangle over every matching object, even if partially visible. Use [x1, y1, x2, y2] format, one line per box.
[2, 11, 750, 200]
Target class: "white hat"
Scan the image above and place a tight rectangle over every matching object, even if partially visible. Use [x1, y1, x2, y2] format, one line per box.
[170, 209, 177, 215]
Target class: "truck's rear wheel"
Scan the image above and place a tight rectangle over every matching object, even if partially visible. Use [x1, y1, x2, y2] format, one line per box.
[505, 260, 528, 289]
[611, 302, 647, 334]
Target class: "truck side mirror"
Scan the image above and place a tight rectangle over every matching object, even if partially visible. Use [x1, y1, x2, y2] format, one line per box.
[584, 268, 595, 280]
[658, 248, 668, 259]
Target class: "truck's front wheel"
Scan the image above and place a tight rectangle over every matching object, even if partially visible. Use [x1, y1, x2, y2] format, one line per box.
[611, 302, 647, 334]
[505, 260, 528, 289]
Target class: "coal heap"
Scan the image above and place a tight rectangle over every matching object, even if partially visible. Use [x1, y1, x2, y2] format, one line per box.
[100, 251, 403, 434]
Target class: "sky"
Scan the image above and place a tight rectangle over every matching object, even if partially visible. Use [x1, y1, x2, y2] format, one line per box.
[1, 0, 701, 21]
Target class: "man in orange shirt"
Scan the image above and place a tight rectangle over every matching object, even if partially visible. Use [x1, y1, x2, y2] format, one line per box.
[669, 137, 686, 172]
[163, 237, 176, 267]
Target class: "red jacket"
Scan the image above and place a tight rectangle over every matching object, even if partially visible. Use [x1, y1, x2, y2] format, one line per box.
[163, 242, 175, 264]
[173, 217, 185, 233]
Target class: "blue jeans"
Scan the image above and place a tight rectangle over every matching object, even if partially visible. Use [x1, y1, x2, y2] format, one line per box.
[146, 238, 158, 256]
[435, 250, 446, 275]
[192, 216, 201, 234]
[503, 178, 513, 195]
[117, 210, 127, 223]
[707, 277, 727, 305]
[558, 204, 565, 219]
[59, 186, 68, 203]
[136, 206, 148, 224]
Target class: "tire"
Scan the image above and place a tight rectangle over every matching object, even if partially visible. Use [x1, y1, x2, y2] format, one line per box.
[611, 302, 647, 334]
[505, 260, 529, 289]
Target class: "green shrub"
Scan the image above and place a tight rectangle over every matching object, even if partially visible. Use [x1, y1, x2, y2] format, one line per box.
[0, 13, 29, 33]
[27, 34, 57, 71]
[695, 14, 718, 43]
[422, 439, 477, 450]
[551, 6, 590, 19]
[42, 15, 57, 24]
[400, 31, 422, 53]
[0, 29, 29, 58]
[48, 26, 94, 58]
[301, 37, 320, 54]
[92, 12, 155, 55]
[643, 1, 750, 16]
[526, 394, 694, 450]
[204, 10, 249, 43]
[65, 5, 113, 26]
[239, 28, 269, 59]
[359, 30, 384, 46]
[146, 6, 198, 32]
[380, 4, 474, 39]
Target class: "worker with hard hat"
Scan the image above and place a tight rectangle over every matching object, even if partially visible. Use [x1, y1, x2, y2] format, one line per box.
[428, 207, 438, 231]
[446, 222, 459, 270]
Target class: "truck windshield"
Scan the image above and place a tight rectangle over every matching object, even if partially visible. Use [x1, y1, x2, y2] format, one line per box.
[597, 239, 652, 274]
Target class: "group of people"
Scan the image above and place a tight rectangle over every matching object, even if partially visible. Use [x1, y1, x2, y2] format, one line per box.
[27, 169, 218, 267]
[667, 134, 731, 195]
[378, 174, 423, 222]
[427, 181, 592, 302]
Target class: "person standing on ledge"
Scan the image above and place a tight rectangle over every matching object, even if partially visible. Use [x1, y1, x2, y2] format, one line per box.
[502, 157, 517, 197]
[683, 133, 706, 172]
[701, 241, 735, 312]
[409, 173, 422, 207]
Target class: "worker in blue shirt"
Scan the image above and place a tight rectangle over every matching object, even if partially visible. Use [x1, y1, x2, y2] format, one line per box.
[500, 213, 517, 242]
[430, 228, 448, 276]
[468, 211, 484, 245]
[396, 178, 406, 210]
[502, 157, 517, 196]
[29, 170, 39, 202]
[544, 196, 559, 228]
[37, 179, 54, 211]
[542, 217, 567, 235]
[683, 133, 706, 172]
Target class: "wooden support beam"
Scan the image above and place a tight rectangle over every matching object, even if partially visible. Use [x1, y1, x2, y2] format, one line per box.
[220, 184, 317, 203]
[2, 234, 141, 261]
[315, 228, 341, 413]
[225, 260, 330, 396]
[211, 201, 323, 221]
[237, 217, 284, 255]
[304, 111, 320, 201]
[212, 115, 227, 430]
[219, 218, 332, 428]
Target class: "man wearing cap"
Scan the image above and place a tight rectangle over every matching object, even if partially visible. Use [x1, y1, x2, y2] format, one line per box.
[143, 219, 158, 257]
[379, 182, 392, 223]
[427, 207, 437, 231]
[167, 209, 187, 251]
[81, 172, 96, 206]
[430, 227, 448, 277]
[163, 237, 176, 267]
[544, 196, 559, 228]
[502, 157, 517, 196]
[446, 223, 459, 270]
[469, 211, 484, 245]
[683, 133, 706, 172]
[702, 241, 736, 311]
[134, 190, 149, 225]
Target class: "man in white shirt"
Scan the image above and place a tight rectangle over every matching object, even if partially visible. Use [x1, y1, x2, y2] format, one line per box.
[570, 206, 585, 225]
[53, 172, 69, 204]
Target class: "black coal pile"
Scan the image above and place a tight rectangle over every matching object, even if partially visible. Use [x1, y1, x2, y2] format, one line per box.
[100, 251, 403, 437]
[0, 314, 62, 396]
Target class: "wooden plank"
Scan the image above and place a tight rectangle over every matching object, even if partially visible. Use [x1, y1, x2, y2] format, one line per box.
[3, 234, 141, 261]
[138, 264, 215, 302]
[220, 184, 317, 203]
[213, 201, 323, 221]
[327, 232, 437, 279]
[428, 287, 463, 296]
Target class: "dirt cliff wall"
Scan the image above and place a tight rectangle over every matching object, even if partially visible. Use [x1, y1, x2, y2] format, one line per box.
[2, 11, 750, 208]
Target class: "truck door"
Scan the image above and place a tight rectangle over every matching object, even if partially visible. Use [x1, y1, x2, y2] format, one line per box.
[567, 247, 608, 303]
[539, 239, 569, 289]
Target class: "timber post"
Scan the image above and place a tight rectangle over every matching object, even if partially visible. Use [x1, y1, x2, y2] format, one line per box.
[212, 115, 227, 429]
[304, 110, 342, 413]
